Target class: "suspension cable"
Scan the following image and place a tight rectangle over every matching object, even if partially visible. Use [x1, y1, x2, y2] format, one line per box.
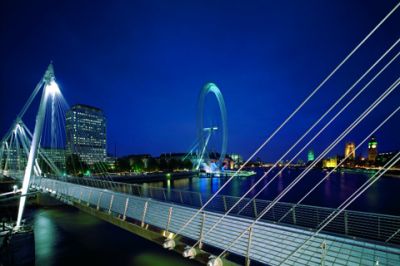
[172, 2, 400, 239]
[215, 78, 400, 259]
[188, 44, 400, 249]
[278, 150, 400, 265]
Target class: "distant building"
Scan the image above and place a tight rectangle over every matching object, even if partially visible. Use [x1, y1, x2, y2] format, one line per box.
[322, 157, 338, 168]
[307, 149, 315, 162]
[228, 153, 243, 169]
[1, 147, 26, 171]
[376, 151, 399, 167]
[230, 154, 243, 164]
[41, 148, 66, 172]
[368, 136, 378, 162]
[345, 142, 356, 160]
[66, 104, 107, 164]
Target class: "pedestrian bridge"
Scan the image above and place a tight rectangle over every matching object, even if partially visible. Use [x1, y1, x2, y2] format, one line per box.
[32, 177, 400, 266]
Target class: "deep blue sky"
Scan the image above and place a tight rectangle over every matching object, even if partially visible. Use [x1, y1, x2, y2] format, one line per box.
[1, 0, 399, 161]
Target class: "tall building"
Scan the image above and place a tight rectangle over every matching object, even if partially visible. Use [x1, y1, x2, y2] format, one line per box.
[66, 104, 107, 164]
[368, 136, 378, 162]
[344, 142, 356, 160]
[307, 149, 315, 162]
[322, 156, 337, 168]
[41, 148, 66, 172]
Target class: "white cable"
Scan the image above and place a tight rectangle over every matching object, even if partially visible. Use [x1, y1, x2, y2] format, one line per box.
[216, 78, 400, 259]
[235, 47, 400, 216]
[172, 1, 400, 239]
[279, 151, 400, 265]
[277, 105, 400, 224]
[190, 46, 400, 249]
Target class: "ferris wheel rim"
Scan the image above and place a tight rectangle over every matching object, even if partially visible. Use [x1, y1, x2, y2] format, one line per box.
[197, 82, 228, 169]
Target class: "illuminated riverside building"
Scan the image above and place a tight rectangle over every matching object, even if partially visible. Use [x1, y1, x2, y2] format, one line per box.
[322, 157, 337, 168]
[345, 142, 356, 160]
[66, 104, 107, 164]
[368, 136, 378, 162]
[307, 149, 315, 162]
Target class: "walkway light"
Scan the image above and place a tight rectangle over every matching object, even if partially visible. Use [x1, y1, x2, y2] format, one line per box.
[207, 256, 223, 266]
[183, 246, 196, 259]
[163, 238, 175, 250]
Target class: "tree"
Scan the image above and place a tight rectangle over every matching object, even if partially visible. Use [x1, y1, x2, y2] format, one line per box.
[146, 157, 158, 171]
[131, 158, 144, 172]
[66, 154, 88, 176]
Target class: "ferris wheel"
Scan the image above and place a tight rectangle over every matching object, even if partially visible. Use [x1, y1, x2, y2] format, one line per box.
[196, 83, 228, 172]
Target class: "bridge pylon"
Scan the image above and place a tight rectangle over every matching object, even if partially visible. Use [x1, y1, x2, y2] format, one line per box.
[15, 63, 60, 229]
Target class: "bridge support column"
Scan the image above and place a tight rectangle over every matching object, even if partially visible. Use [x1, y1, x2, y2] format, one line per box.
[16, 65, 54, 229]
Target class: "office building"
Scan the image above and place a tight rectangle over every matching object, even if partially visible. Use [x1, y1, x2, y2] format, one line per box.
[345, 142, 356, 160]
[66, 104, 107, 164]
[368, 136, 378, 162]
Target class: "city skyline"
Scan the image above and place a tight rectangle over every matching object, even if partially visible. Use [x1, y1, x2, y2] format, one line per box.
[1, 0, 399, 161]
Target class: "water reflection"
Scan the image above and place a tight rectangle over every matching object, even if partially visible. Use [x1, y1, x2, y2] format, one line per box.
[31, 207, 200, 266]
[139, 169, 400, 215]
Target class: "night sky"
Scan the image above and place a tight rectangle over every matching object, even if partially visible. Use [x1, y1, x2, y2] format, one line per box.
[1, 0, 399, 161]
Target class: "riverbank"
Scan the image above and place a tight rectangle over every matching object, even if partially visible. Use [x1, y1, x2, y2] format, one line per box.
[107, 170, 198, 182]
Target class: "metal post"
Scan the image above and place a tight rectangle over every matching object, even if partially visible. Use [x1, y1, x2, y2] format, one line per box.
[320, 241, 327, 266]
[79, 190, 83, 203]
[199, 193, 203, 207]
[222, 196, 227, 212]
[252, 199, 258, 217]
[378, 217, 381, 239]
[386, 228, 400, 243]
[123, 197, 129, 221]
[141, 201, 148, 227]
[97, 192, 103, 210]
[344, 211, 348, 235]
[166, 207, 173, 233]
[179, 191, 183, 203]
[87, 190, 92, 206]
[199, 212, 206, 249]
[292, 207, 297, 225]
[108, 194, 114, 214]
[245, 226, 253, 266]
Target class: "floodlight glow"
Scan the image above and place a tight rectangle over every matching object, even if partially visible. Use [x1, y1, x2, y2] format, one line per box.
[45, 80, 60, 96]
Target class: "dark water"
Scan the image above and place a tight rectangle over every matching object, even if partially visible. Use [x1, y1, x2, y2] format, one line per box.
[28, 206, 199, 266]
[141, 168, 400, 215]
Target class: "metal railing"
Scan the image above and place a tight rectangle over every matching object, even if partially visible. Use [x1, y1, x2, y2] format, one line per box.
[42, 175, 400, 246]
[32, 177, 400, 266]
